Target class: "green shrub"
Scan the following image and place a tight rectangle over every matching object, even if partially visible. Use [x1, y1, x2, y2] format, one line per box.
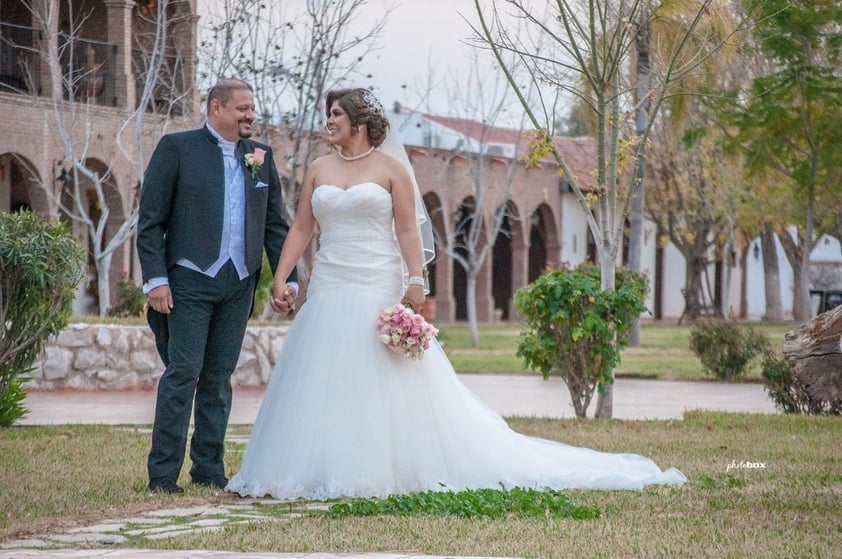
[251, 254, 274, 319]
[761, 350, 842, 415]
[689, 318, 769, 381]
[0, 377, 27, 428]
[514, 263, 648, 418]
[107, 275, 146, 317]
[0, 211, 85, 426]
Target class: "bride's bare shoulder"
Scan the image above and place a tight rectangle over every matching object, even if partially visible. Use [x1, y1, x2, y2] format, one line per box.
[310, 154, 334, 168]
[377, 151, 411, 183]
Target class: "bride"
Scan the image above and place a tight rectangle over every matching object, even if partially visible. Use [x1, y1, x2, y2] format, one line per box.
[225, 88, 686, 500]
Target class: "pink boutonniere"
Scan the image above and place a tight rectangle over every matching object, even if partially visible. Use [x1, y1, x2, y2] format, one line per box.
[244, 147, 266, 178]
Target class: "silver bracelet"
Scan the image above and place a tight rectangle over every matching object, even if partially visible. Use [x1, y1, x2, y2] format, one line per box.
[407, 276, 425, 286]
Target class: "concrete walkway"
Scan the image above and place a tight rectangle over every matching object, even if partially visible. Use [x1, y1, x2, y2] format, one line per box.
[4, 375, 777, 559]
[18, 374, 777, 425]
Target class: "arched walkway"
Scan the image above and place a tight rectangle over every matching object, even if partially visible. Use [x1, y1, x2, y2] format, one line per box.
[0, 153, 49, 216]
[492, 200, 523, 320]
[60, 158, 127, 314]
[529, 203, 559, 280]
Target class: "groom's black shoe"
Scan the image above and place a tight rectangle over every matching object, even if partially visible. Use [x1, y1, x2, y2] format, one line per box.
[192, 476, 228, 490]
[148, 479, 184, 494]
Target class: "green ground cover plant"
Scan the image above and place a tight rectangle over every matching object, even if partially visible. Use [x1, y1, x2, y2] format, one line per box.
[326, 487, 600, 520]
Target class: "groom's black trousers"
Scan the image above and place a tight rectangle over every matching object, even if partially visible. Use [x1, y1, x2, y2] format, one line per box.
[147, 260, 257, 485]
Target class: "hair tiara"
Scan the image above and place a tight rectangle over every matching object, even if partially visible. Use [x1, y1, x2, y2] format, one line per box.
[362, 90, 384, 117]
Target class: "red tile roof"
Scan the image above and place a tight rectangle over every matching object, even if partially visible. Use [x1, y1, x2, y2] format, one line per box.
[421, 113, 597, 190]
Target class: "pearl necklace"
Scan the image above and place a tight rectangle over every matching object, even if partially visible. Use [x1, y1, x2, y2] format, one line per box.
[335, 146, 375, 161]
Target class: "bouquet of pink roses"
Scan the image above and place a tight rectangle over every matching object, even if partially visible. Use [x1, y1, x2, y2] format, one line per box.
[375, 303, 439, 360]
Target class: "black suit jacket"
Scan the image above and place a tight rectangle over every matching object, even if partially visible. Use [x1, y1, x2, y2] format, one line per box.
[137, 126, 296, 362]
[137, 125, 295, 281]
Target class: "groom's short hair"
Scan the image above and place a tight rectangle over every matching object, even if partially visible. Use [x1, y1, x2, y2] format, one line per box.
[207, 79, 254, 111]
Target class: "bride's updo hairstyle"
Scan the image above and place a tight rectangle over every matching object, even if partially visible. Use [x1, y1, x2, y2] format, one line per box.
[326, 88, 390, 148]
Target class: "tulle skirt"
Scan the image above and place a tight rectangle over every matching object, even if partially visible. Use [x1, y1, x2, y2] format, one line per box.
[226, 237, 686, 500]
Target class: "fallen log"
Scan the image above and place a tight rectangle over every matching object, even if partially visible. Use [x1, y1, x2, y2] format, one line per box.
[782, 304, 842, 402]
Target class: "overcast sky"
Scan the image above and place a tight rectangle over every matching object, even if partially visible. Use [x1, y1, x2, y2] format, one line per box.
[352, 0, 484, 112]
[197, 0, 512, 120]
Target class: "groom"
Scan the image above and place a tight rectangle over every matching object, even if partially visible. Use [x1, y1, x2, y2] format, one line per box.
[137, 78, 297, 494]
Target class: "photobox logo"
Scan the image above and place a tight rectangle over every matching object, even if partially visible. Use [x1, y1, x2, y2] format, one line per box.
[726, 459, 766, 472]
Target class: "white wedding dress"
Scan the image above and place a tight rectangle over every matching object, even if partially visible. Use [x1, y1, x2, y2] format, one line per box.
[226, 182, 686, 500]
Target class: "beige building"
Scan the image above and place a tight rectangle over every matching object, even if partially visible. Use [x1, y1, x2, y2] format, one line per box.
[0, 0, 199, 314]
[0, 0, 593, 322]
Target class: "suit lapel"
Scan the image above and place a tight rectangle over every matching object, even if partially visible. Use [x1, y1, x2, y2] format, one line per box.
[201, 125, 226, 195]
[237, 139, 256, 236]
[237, 139, 256, 186]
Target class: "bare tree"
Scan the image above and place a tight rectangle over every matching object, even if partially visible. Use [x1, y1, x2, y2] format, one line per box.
[16, 0, 187, 315]
[473, 0, 739, 417]
[646, 113, 737, 323]
[198, 0, 387, 215]
[407, 50, 525, 347]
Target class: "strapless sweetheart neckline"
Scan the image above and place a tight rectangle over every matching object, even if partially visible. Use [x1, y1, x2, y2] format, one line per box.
[317, 182, 388, 194]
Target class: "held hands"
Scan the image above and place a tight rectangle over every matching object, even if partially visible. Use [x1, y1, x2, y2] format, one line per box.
[271, 280, 297, 315]
[401, 284, 425, 313]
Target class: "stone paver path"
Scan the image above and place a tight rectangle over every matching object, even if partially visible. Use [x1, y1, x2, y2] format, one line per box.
[0, 501, 512, 559]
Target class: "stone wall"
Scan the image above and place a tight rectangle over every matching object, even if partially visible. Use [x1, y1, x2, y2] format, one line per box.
[30, 324, 289, 391]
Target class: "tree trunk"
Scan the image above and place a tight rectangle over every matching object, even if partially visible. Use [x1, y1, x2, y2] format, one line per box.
[627, 14, 651, 349]
[760, 225, 783, 321]
[95, 252, 112, 316]
[594, 258, 616, 419]
[776, 227, 812, 322]
[782, 305, 842, 402]
[794, 250, 813, 322]
[681, 256, 706, 323]
[466, 273, 480, 348]
[568, 383, 589, 418]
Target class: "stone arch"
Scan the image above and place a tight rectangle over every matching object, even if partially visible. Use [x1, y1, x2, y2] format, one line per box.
[422, 190, 459, 322]
[423, 191, 443, 297]
[452, 196, 482, 321]
[0, 153, 50, 216]
[529, 202, 559, 280]
[492, 200, 523, 320]
[61, 158, 127, 314]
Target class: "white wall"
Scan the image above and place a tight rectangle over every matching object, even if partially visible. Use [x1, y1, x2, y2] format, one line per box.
[639, 219, 658, 315]
[660, 243, 688, 319]
[558, 193, 589, 266]
[745, 232, 842, 319]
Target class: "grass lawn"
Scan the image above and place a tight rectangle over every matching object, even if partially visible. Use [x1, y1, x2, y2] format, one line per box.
[7, 319, 832, 557]
[1, 412, 839, 557]
[438, 321, 799, 381]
